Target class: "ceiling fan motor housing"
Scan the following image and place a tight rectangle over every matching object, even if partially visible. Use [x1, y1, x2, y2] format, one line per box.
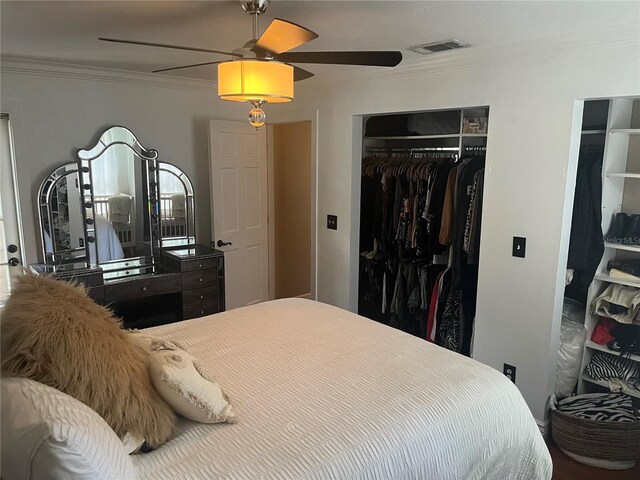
[241, 0, 269, 16]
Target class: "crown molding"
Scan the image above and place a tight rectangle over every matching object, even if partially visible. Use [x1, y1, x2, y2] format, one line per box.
[2, 22, 638, 93]
[319, 22, 640, 88]
[0, 57, 216, 93]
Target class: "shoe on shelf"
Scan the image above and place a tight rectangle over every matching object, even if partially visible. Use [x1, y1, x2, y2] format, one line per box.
[603, 212, 631, 243]
[622, 214, 640, 245]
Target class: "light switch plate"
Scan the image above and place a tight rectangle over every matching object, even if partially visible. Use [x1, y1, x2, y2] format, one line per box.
[512, 236, 526, 258]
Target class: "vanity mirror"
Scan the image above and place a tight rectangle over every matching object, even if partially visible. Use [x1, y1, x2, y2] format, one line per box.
[33, 125, 224, 328]
[38, 126, 196, 269]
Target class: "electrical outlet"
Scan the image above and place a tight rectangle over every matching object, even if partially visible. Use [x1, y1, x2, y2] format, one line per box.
[327, 214, 337, 230]
[503, 363, 516, 383]
[512, 237, 526, 258]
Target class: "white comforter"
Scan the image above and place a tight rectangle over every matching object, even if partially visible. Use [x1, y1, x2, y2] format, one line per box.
[135, 299, 551, 480]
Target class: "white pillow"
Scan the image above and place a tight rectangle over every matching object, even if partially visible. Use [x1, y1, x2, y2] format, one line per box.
[132, 334, 236, 424]
[1, 377, 138, 480]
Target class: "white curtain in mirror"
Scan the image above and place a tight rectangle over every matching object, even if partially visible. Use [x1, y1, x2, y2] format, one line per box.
[159, 170, 185, 194]
[92, 131, 136, 196]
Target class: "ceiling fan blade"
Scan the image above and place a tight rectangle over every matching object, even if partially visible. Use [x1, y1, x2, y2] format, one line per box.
[99, 37, 238, 57]
[293, 66, 314, 82]
[152, 61, 224, 73]
[251, 18, 318, 57]
[275, 51, 402, 67]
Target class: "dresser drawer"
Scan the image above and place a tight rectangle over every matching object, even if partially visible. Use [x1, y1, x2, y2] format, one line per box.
[182, 286, 217, 306]
[182, 269, 216, 290]
[104, 273, 181, 303]
[179, 256, 220, 273]
[182, 287, 218, 320]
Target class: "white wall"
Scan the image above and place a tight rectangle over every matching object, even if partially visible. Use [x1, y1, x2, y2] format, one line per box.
[1, 61, 245, 263]
[280, 25, 640, 422]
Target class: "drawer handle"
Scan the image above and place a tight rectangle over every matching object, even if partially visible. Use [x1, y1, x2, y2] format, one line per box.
[142, 286, 148, 292]
[199, 278, 203, 282]
[200, 310, 204, 314]
[198, 263, 203, 268]
[199, 295, 204, 299]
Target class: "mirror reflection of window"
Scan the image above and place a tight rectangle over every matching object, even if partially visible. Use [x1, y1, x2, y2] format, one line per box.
[159, 169, 188, 238]
[91, 142, 137, 261]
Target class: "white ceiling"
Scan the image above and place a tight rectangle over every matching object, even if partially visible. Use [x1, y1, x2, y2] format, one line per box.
[1, 1, 638, 82]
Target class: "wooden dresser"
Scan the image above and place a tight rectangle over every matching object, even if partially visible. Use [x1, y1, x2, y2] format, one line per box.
[161, 245, 225, 320]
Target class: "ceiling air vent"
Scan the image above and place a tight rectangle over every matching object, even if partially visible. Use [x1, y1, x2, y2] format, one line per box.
[408, 39, 470, 55]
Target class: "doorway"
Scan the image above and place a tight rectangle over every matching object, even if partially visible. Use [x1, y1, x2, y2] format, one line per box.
[268, 121, 314, 299]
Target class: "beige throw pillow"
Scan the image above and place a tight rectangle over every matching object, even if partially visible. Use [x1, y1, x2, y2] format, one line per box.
[1, 273, 175, 448]
[131, 334, 237, 424]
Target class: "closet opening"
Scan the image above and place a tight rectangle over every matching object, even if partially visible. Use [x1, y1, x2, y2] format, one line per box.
[356, 106, 489, 357]
[562, 96, 640, 401]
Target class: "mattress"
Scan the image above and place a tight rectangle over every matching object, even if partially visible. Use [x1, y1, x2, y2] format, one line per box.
[135, 298, 551, 480]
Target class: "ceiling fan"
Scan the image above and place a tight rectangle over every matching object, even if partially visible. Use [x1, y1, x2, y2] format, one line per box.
[99, 0, 403, 127]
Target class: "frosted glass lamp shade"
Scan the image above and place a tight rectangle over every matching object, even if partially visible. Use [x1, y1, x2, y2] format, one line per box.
[218, 60, 293, 103]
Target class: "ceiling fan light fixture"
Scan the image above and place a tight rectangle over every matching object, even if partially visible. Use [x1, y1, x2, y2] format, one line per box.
[217, 59, 293, 104]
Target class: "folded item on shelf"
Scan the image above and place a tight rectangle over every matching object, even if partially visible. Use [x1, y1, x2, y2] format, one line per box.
[608, 259, 640, 276]
[586, 352, 640, 395]
[610, 269, 640, 282]
[603, 213, 640, 245]
[592, 283, 640, 324]
[591, 316, 618, 345]
[609, 323, 640, 355]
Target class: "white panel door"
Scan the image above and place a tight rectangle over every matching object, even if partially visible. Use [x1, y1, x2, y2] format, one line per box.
[209, 120, 268, 309]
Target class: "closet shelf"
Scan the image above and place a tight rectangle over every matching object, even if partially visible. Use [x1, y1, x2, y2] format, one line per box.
[606, 172, 640, 179]
[364, 134, 461, 140]
[581, 130, 606, 135]
[604, 242, 640, 253]
[610, 128, 640, 135]
[581, 375, 640, 399]
[586, 341, 640, 363]
[594, 273, 640, 288]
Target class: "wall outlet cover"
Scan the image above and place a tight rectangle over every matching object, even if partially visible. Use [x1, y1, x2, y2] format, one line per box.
[503, 363, 516, 383]
[327, 214, 337, 230]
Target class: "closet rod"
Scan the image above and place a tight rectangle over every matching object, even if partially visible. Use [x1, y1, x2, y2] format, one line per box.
[366, 146, 460, 152]
[463, 146, 487, 152]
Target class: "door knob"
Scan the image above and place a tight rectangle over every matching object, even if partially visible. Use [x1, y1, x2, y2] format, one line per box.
[8, 257, 20, 267]
[217, 240, 232, 247]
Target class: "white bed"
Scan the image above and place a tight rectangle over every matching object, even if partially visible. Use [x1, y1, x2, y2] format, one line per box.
[136, 298, 551, 480]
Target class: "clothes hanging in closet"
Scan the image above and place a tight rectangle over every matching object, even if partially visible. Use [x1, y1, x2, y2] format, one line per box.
[359, 152, 485, 355]
[565, 147, 604, 305]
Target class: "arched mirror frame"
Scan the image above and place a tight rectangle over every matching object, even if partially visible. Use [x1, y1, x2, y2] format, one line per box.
[157, 161, 196, 248]
[37, 127, 197, 268]
[76, 126, 161, 266]
[37, 162, 88, 264]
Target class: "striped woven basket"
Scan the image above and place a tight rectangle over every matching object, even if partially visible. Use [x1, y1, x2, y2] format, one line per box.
[551, 396, 640, 469]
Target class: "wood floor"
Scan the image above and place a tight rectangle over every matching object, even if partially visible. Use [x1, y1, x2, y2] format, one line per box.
[548, 441, 640, 480]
